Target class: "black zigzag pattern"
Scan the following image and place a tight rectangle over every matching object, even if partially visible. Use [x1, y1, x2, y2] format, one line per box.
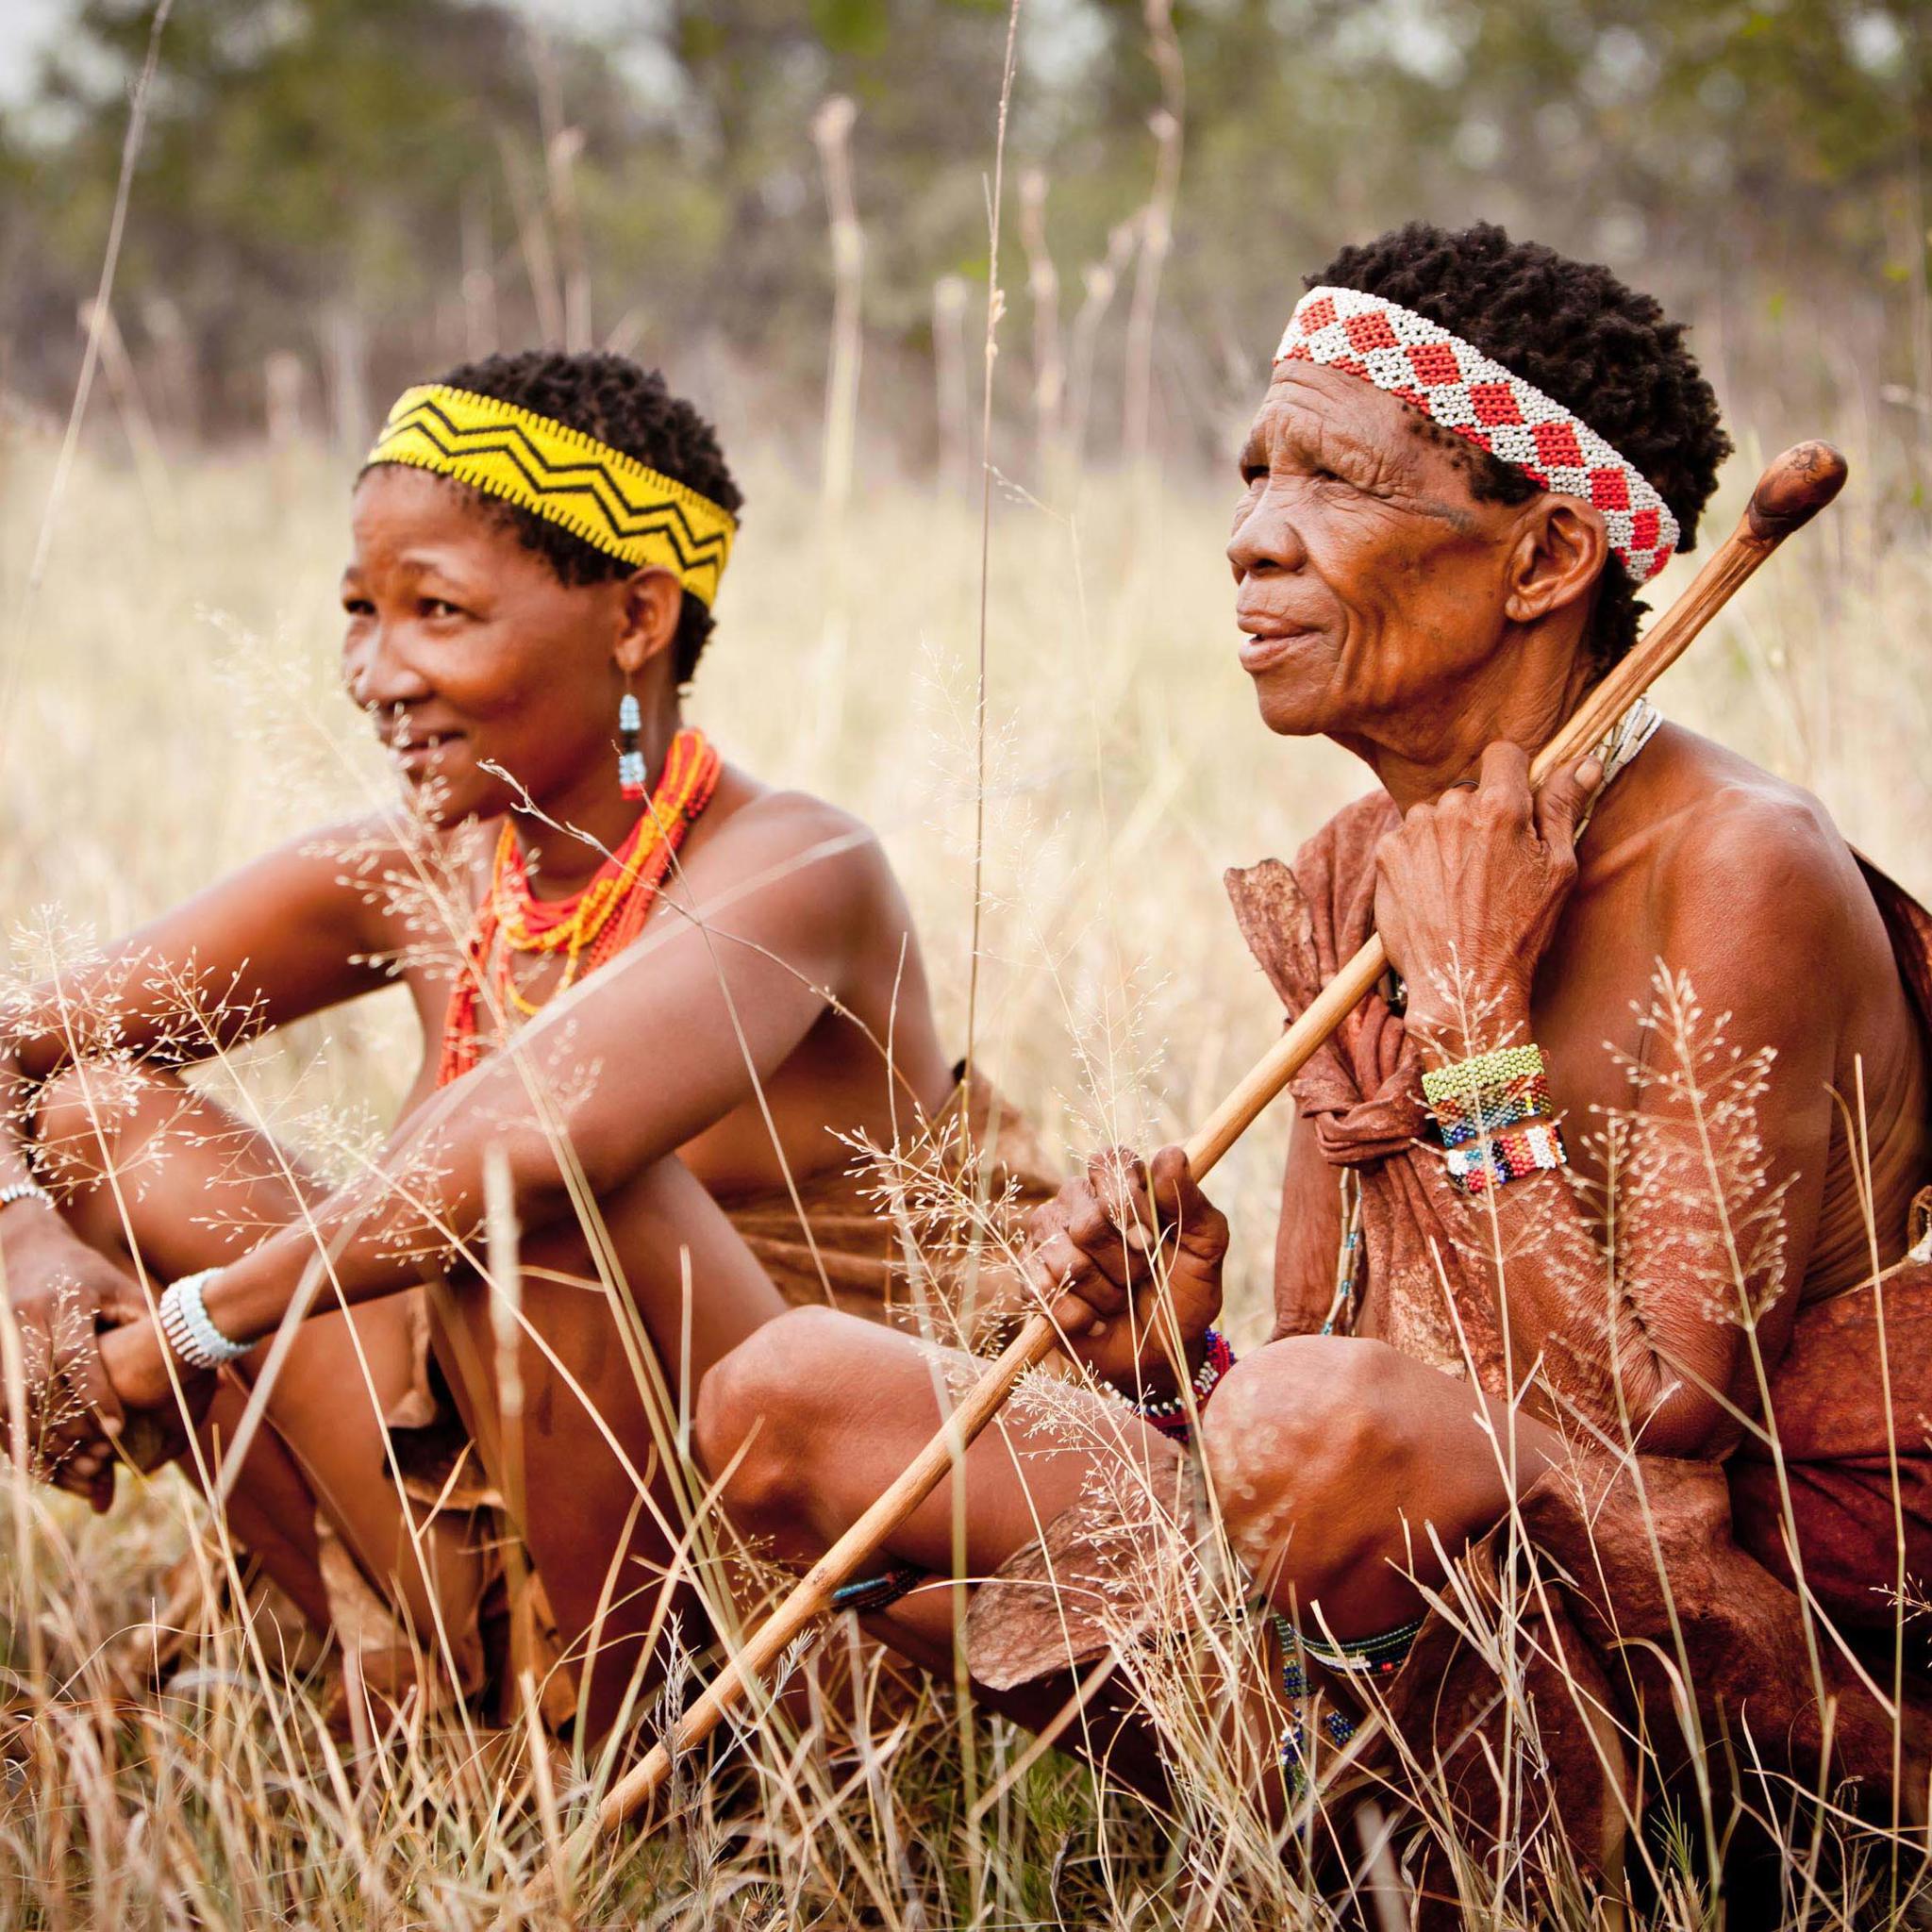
[381, 394, 732, 578]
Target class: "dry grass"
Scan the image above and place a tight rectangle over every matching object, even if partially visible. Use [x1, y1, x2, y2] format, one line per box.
[0, 365, 1928, 1925]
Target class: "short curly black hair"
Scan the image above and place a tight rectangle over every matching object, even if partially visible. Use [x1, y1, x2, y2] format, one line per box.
[375, 349, 743, 685]
[1309, 222, 1731, 673]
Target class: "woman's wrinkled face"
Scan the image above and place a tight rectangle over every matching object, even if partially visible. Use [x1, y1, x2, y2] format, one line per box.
[341, 466, 627, 824]
[1227, 361, 1531, 741]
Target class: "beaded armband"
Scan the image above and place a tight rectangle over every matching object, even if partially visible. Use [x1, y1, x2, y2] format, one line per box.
[1422, 1045, 1567, 1197]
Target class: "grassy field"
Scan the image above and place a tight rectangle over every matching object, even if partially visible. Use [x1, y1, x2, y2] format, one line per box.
[0, 372, 1928, 1925]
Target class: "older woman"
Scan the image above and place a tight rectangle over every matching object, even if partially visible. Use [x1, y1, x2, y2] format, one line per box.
[699, 224, 1932, 1890]
[2, 349, 1046, 1733]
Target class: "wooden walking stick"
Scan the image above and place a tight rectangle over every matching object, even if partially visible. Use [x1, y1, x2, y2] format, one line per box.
[590, 441, 1847, 1840]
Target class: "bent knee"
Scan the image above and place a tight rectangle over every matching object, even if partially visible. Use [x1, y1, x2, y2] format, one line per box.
[30, 1059, 184, 1180]
[694, 1306, 856, 1524]
[1200, 1337, 1415, 1553]
[30, 1060, 117, 1165]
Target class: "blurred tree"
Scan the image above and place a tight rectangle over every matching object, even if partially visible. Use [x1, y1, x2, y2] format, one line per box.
[4, 0, 649, 430]
[650, 0, 1022, 337]
[0, 0, 1923, 455]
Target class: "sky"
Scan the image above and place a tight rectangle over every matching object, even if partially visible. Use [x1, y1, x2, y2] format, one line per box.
[0, 0, 67, 105]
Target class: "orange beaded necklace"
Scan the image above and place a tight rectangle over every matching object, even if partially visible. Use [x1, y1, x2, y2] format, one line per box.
[437, 726, 723, 1087]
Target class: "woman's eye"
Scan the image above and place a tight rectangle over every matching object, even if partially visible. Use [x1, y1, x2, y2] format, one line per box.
[341, 596, 374, 618]
[421, 597, 463, 620]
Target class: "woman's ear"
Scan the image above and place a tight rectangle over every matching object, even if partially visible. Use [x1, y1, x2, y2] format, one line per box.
[1503, 498, 1607, 626]
[610, 567, 685, 679]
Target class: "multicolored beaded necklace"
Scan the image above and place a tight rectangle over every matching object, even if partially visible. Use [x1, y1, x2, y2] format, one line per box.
[436, 725, 722, 1087]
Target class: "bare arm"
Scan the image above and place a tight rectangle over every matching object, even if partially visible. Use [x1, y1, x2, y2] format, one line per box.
[5, 814, 416, 1097]
[101, 795, 891, 1402]
[2, 815, 403, 1491]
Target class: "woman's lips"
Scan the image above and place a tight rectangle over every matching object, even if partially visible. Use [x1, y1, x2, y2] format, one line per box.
[388, 731, 466, 776]
[1238, 628, 1311, 674]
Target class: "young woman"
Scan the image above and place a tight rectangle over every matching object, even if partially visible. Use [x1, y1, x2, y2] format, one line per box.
[2, 351, 1024, 1732]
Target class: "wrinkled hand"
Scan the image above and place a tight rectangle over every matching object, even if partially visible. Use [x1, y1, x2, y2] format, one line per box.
[0, 1207, 145, 1510]
[1373, 741, 1601, 1051]
[1022, 1145, 1228, 1391]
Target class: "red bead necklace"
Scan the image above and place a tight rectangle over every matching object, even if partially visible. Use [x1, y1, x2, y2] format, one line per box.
[437, 726, 722, 1087]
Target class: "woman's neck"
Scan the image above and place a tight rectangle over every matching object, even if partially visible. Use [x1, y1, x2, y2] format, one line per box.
[510, 696, 684, 900]
[1337, 632, 1595, 816]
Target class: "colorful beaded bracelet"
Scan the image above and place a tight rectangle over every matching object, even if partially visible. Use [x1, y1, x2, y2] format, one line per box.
[1420, 1042, 1545, 1108]
[1422, 1043, 1569, 1195]
[1444, 1121, 1567, 1196]
[1433, 1071, 1552, 1147]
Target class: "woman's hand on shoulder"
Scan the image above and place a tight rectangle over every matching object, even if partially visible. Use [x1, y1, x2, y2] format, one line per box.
[1023, 1145, 1228, 1390]
[1373, 741, 1601, 1052]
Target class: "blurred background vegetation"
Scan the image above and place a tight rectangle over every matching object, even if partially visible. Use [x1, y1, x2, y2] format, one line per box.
[1, 0, 1926, 480]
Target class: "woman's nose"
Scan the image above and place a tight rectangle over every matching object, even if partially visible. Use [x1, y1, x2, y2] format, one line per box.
[1226, 484, 1307, 580]
[344, 624, 432, 710]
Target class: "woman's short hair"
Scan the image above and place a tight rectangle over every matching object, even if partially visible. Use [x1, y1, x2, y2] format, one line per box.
[426, 349, 744, 685]
[1309, 222, 1732, 673]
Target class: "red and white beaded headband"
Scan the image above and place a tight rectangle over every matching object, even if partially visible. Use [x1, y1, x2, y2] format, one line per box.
[1274, 286, 1680, 583]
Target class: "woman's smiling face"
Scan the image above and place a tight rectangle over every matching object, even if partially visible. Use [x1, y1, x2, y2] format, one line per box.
[1226, 359, 1546, 744]
[340, 465, 642, 826]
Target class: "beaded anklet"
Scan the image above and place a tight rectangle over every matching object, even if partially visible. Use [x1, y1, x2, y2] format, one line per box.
[1422, 1043, 1567, 1197]
[1273, 1609, 1424, 1790]
[830, 1563, 925, 1616]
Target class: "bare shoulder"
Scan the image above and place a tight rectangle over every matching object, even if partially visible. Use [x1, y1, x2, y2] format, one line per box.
[293, 809, 460, 883]
[675, 771, 903, 934]
[1635, 725, 1881, 984]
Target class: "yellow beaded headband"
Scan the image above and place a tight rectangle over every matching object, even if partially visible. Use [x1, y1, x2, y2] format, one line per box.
[364, 384, 737, 605]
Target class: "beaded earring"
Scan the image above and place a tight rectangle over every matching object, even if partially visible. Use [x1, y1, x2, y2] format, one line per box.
[617, 689, 645, 800]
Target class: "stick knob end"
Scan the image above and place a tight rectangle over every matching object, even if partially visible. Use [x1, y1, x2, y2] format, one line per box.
[1745, 441, 1848, 545]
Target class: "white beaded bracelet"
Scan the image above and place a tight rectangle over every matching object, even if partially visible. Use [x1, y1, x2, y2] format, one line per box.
[157, 1268, 251, 1370]
[1105, 1327, 1235, 1435]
